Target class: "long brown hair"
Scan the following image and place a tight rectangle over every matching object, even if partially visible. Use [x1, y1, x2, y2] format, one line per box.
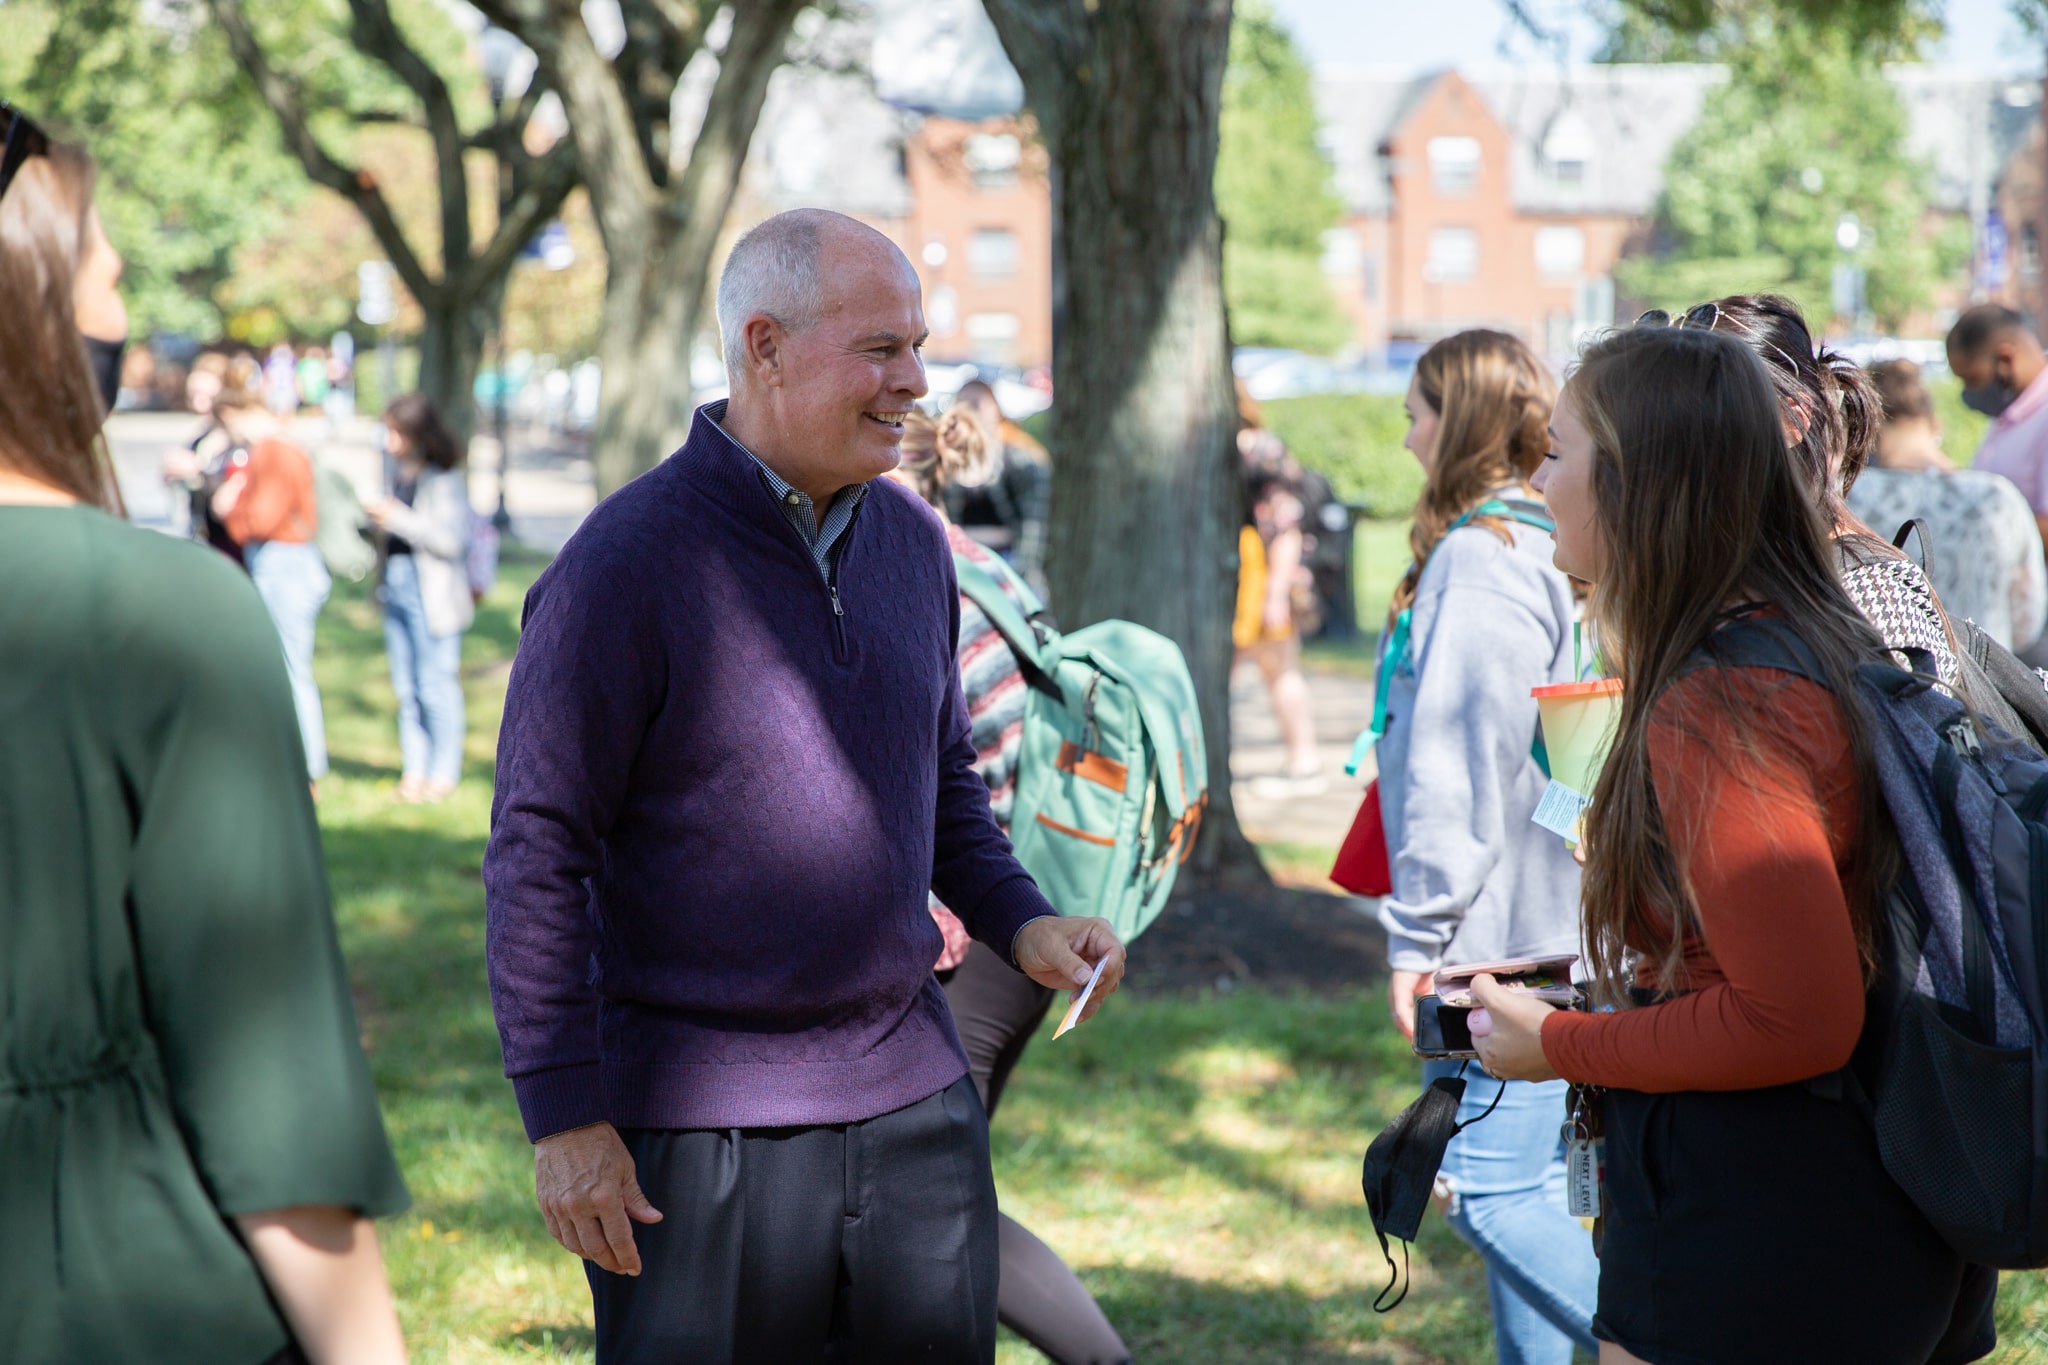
[1391, 329, 1554, 618]
[1570, 327, 1897, 1006]
[0, 131, 122, 511]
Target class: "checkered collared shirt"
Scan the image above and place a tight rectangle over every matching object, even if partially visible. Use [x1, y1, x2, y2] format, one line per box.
[705, 400, 868, 585]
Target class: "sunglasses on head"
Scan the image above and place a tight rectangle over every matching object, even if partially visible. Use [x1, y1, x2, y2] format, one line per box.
[0, 101, 51, 207]
[1635, 300, 1806, 377]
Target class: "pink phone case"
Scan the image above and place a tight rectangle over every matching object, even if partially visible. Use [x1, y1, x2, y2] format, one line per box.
[1432, 955, 1581, 1008]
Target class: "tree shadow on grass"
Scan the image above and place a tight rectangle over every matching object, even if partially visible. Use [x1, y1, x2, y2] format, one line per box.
[1065, 1263, 1483, 1365]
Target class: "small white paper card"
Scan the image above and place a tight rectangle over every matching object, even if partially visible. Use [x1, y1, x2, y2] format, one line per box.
[1053, 956, 1110, 1039]
[1531, 779, 1592, 844]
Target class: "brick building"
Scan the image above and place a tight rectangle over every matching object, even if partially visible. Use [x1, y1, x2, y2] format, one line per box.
[1318, 63, 2040, 363]
[737, 34, 2037, 374]
[1316, 64, 1719, 363]
[738, 54, 1052, 372]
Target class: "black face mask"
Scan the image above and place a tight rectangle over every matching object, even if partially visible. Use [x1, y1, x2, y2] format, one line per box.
[1360, 1071, 1504, 1312]
[1962, 383, 2019, 418]
[82, 332, 124, 415]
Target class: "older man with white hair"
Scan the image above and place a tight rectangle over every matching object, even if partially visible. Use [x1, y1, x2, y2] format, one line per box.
[482, 208, 1126, 1363]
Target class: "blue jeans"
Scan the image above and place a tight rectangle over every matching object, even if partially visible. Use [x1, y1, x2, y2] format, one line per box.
[380, 554, 466, 784]
[245, 540, 331, 780]
[1421, 1059, 1599, 1365]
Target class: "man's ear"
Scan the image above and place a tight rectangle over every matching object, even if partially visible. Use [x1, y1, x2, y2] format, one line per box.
[1995, 334, 2024, 375]
[745, 316, 785, 389]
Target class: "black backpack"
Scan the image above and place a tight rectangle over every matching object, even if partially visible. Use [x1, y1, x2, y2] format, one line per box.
[1890, 519, 2048, 755]
[1698, 618, 2048, 1267]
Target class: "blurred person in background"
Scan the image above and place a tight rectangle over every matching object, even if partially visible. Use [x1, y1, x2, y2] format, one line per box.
[264, 340, 300, 416]
[0, 100, 409, 1365]
[1235, 381, 1324, 794]
[161, 349, 238, 552]
[212, 355, 332, 787]
[325, 332, 356, 422]
[950, 377, 1052, 599]
[1947, 305, 2048, 512]
[891, 406, 1133, 1365]
[369, 393, 474, 804]
[1846, 359, 2046, 654]
[297, 345, 330, 417]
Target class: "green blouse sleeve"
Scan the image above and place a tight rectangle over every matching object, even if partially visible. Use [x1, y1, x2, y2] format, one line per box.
[111, 542, 408, 1219]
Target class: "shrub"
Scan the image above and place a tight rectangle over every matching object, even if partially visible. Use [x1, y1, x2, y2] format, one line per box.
[1261, 392, 1421, 516]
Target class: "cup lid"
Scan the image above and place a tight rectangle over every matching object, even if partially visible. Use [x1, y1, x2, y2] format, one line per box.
[1531, 677, 1624, 699]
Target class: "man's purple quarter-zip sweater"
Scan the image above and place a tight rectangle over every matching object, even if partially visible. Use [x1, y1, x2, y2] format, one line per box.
[483, 404, 1059, 1141]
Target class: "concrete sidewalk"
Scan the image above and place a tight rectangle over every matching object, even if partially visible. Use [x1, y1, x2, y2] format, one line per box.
[1228, 660, 1375, 855]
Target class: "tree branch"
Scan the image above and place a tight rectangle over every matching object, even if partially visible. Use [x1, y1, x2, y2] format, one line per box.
[465, 137, 581, 290]
[345, 0, 471, 271]
[474, 0, 660, 231]
[465, 78, 549, 151]
[670, 0, 806, 222]
[202, 0, 438, 307]
[617, 0, 705, 188]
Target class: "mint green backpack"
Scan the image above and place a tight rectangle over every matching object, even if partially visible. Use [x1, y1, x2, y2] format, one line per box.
[954, 554, 1208, 944]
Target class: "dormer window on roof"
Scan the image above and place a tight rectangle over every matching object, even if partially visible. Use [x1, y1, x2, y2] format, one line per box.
[1427, 136, 1481, 196]
[1541, 107, 1595, 185]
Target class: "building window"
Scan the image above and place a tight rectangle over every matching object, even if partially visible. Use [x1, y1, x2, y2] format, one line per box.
[1320, 226, 1362, 277]
[1545, 312, 1575, 359]
[1427, 136, 1481, 196]
[1541, 109, 1595, 188]
[1424, 227, 1479, 283]
[966, 311, 1022, 359]
[1534, 225, 1586, 280]
[967, 229, 1020, 278]
[963, 134, 1021, 190]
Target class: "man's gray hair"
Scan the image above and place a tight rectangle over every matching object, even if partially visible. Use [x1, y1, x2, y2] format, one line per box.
[716, 208, 848, 375]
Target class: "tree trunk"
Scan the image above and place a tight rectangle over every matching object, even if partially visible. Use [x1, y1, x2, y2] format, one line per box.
[588, 208, 718, 495]
[984, 0, 1265, 887]
[415, 283, 503, 450]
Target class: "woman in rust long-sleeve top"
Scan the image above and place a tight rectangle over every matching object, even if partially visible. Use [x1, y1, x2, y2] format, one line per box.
[1471, 325, 1996, 1365]
[212, 356, 330, 784]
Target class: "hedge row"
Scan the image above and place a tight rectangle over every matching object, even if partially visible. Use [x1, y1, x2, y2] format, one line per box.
[1262, 392, 1420, 516]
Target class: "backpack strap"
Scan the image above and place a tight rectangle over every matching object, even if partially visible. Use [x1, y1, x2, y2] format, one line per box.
[1892, 518, 1931, 573]
[1686, 616, 1822, 681]
[1345, 497, 1560, 778]
[953, 553, 1062, 700]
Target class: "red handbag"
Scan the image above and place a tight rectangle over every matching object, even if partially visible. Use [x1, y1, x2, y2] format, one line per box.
[1331, 778, 1393, 897]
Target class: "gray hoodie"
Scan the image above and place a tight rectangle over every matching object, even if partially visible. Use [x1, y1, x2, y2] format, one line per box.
[1373, 505, 1584, 974]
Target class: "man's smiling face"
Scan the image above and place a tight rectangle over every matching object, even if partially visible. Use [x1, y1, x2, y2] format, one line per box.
[779, 235, 929, 486]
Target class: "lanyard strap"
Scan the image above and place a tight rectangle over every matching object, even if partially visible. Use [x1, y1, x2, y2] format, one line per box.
[1346, 498, 1553, 776]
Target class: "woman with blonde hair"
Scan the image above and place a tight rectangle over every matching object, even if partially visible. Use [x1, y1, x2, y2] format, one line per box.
[1367, 329, 1596, 1363]
[0, 103, 409, 1364]
[892, 407, 1134, 1365]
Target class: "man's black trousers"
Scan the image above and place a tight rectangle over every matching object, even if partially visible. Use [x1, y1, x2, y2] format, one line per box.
[587, 1075, 999, 1364]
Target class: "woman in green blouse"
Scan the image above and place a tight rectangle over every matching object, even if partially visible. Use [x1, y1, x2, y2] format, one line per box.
[0, 107, 411, 1364]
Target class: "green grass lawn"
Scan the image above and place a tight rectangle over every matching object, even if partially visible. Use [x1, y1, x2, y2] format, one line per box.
[314, 552, 2048, 1363]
